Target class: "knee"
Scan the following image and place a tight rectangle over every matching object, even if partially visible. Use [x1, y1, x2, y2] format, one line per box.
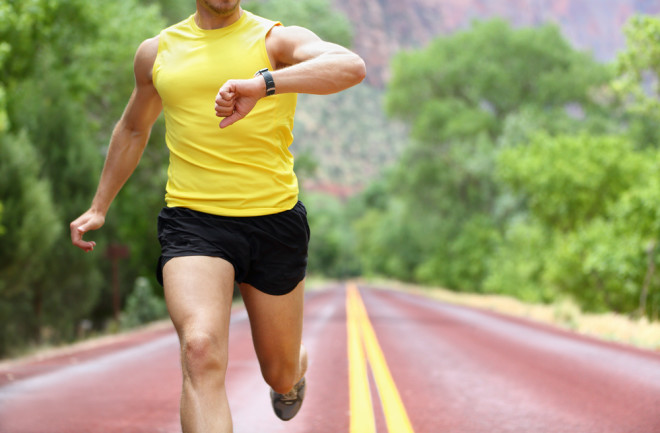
[262, 360, 298, 394]
[180, 331, 227, 383]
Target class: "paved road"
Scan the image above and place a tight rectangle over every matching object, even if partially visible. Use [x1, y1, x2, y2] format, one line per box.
[1, 283, 659, 433]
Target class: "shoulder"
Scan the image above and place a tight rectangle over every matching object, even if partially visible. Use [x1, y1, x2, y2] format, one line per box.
[265, 25, 321, 66]
[134, 35, 160, 84]
[137, 36, 160, 61]
[266, 25, 320, 46]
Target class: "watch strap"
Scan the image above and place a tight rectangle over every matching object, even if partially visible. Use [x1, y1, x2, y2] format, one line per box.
[255, 68, 276, 96]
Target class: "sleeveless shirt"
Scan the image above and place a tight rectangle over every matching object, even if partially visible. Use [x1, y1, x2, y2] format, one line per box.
[152, 11, 299, 216]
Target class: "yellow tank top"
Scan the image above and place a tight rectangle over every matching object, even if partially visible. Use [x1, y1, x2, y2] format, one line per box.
[152, 11, 298, 216]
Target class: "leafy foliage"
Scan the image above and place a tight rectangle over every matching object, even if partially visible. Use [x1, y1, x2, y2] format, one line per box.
[348, 16, 660, 319]
[0, 0, 164, 356]
[497, 134, 646, 231]
[355, 19, 614, 294]
[142, 0, 191, 25]
[120, 277, 168, 329]
[483, 219, 553, 302]
[386, 20, 610, 135]
[302, 192, 361, 278]
[613, 15, 660, 120]
[495, 134, 656, 312]
[0, 202, 4, 236]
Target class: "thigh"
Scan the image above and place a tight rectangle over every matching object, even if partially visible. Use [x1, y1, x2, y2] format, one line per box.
[239, 279, 305, 364]
[163, 256, 236, 344]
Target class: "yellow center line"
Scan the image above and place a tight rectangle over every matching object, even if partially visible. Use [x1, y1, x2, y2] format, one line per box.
[346, 283, 415, 433]
[347, 284, 377, 433]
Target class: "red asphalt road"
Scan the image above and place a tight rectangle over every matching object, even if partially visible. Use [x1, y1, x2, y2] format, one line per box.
[1, 283, 659, 433]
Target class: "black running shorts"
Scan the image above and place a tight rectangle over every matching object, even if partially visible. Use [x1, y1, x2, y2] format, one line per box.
[156, 201, 310, 296]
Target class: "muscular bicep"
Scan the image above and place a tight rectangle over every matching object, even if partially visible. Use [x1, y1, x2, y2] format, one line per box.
[120, 36, 162, 133]
[268, 25, 353, 69]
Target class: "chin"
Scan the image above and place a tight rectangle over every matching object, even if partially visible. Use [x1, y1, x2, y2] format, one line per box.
[201, 0, 241, 16]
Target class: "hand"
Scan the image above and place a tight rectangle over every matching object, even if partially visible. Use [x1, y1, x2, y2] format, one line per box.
[70, 210, 105, 252]
[214, 77, 265, 128]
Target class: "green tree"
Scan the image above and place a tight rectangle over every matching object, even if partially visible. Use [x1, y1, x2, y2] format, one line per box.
[142, 0, 191, 25]
[356, 19, 612, 292]
[0, 131, 63, 352]
[602, 157, 660, 317]
[611, 15, 660, 150]
[120, 277, 168, 329]
[482, 15, 660, 317]
[0, 202, 4, 236]
[495, 133, 653, 312]
[387, 20, 610, 137]
[0, 0, 164, 356]
[303, 193, 361, 278]
[614, 15, 660, 121]
[497, 134, 645, 232]
[483, 219, 554, 302]
[355, 197, 434, 281]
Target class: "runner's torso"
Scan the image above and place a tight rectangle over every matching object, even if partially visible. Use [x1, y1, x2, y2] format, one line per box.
[153, 11, 298, 216]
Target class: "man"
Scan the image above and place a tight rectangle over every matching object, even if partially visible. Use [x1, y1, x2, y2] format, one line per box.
[69, 0, 366, 431]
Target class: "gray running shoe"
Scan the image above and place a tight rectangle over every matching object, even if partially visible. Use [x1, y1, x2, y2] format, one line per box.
[270, 377, 306, 421]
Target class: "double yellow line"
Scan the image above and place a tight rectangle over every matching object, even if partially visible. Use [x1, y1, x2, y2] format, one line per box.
[346, 283, 415, 433]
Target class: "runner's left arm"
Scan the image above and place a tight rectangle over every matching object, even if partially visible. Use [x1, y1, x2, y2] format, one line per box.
[215, 25, 365, 128]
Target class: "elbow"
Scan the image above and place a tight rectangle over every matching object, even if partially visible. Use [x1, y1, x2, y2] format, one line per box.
[113, 119, 151, 150]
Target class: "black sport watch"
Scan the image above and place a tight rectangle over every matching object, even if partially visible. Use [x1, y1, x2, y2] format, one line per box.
[255, 68, 276, 96]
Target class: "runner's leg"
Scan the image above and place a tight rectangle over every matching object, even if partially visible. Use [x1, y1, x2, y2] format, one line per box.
[164, 256, 235, 433]
[239, 279, 307, 394]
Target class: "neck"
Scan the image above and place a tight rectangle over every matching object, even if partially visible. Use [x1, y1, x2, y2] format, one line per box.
[195, 2, 242, 30]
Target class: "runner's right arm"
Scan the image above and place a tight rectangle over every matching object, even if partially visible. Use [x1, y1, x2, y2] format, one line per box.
[70, 37, 162, 252]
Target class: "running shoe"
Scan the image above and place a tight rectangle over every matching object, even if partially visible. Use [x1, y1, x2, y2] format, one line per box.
[270, 377, 306, 421]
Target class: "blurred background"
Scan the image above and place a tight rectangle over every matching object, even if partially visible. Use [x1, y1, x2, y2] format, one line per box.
[1, 0, 659, 358]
